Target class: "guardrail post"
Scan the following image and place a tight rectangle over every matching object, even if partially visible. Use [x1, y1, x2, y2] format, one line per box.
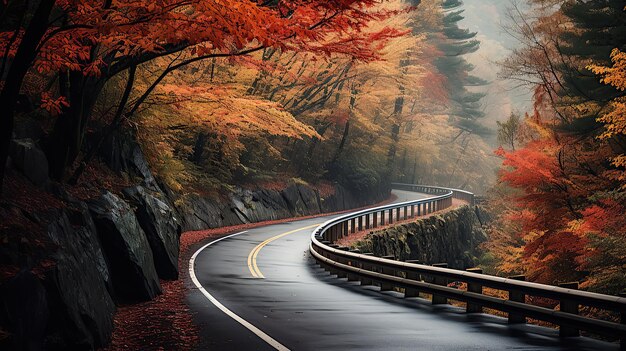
[427, 201, 432, 214]
[558, 282, 580, 337]
[360, 253, 375, 286]
[431, 263, 448, 305]
[404, 260, 422, 298]
[411, 205, 415, 218]
[335, 247, 349, 278]
[417, 203, 421, 216]
[351, 218, 356, 233]
[508, 275, 526, 324]
[373, 212, 378, 228]
[404, 206, 408, 220]
[388, 209, 394, 224]
[380, 255, 395, 291]
[380, 210, 385, 225]
[326, 246, 339, 275]
[347, 249, 361, 282]
[365, 214, 370, 230]
[343, 222, 349, 238]
[396, 208, 400, 222]
[358, 216, 363, 231]
[466, 268, 483, 313]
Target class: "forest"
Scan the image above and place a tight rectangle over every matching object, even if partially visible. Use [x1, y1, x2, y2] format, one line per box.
[0, 0, 625, 350]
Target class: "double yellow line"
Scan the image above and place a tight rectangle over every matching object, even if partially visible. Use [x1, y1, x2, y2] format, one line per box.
[247, 224, 320, 279]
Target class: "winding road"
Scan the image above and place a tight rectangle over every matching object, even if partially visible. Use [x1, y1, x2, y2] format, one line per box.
[187, 190, 617, 350]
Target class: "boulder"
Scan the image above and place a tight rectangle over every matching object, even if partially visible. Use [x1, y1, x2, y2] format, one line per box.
[320, 184, 360, 212]
[296, 184, 322, 215]
[44, 209, 115, 349]
[9, 139, 49, 186]
[65, 201, 113, 291]
[229, 188, 292, 224]
[253, 189, 292, 218]
[99, 132, 158, 190]
[0, 271, 48, 351]
[177, 195, 230, 231]
[124, 186, 180, 280]
[89, 191, 161, 302]
[281, 184, 307, 216]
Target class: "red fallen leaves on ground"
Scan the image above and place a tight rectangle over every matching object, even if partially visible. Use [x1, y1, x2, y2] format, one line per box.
[63, 160, 132, 201]
[104, 279, 198, 351]
[104, 194, 397, 350]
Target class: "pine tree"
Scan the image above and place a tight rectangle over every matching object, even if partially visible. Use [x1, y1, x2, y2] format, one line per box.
[434, 0, 488, 135]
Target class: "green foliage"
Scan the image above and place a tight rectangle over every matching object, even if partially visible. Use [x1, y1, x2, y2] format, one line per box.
[497, 112, 522, 150]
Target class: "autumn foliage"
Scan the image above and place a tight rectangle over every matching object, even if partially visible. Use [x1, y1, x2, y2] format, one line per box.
[0, 0, 410, 191]
[487, 1, 626, 294]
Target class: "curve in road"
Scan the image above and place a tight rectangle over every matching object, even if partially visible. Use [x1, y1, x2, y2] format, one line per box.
[188, 190, 618, 351]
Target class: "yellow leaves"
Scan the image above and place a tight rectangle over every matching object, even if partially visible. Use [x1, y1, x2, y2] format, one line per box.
[588, 48, 626, 91]
[596, 98, 626, 140]
[589, 48, 626, 186]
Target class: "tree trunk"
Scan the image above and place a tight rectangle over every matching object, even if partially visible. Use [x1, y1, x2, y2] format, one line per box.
[305, 122, 332, 161]
[330, 119, 350, 166]
[191, 132, 208, 165]
[386, 123, 400, 171]
[0, 0, 55, 194]
[68, 66, 137, 184]
[46, 73, 105, 180]
[411, 154, 418, 184]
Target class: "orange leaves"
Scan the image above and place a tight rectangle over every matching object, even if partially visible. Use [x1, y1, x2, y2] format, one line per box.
[2, 0, 414, 94]
[588, 48, 626, 92]
[40, 91, 69, 116]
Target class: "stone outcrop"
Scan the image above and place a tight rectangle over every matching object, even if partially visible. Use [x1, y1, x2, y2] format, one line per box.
[177, 182, 377, 232]
[124, 186, 181, 280]
[0, 130, 387, 349]
[354, 205, 487, 269]
[0, 271, 49, 351]
[9, 139, 49, 186]
[99, 131, 160, 190]
[0, 201, 116, 350]
[44, 207, 116, 348]
[89, 191, 162, 302]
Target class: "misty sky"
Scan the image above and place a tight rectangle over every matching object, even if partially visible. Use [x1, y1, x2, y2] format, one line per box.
[458, 0, 532, 133]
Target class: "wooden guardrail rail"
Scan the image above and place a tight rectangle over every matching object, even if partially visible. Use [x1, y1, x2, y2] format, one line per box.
[309, 184, 626, 349]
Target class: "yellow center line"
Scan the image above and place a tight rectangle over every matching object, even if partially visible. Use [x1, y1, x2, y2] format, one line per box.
[247, 224, 321, 279]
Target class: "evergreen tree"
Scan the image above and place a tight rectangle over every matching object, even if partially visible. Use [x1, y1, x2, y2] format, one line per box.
[435, 0, 488, 135]
[555, 0, 626, 132]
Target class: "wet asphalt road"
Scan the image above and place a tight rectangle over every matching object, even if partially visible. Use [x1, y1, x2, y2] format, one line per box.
[187, 190, 618, 350]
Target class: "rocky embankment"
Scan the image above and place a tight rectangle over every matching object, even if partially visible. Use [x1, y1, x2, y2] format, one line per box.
[0, 133, 385, 350]
[353, 205, 489, 269]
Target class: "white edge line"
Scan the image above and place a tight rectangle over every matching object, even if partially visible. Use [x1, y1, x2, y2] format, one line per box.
[188, 230, 290, 351]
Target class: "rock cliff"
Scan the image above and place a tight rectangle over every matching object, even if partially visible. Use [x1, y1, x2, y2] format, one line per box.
[353, 205, 488, 269]
[0, 132, 386, 349]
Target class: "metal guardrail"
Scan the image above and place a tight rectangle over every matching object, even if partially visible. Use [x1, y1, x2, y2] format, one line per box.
[309, 184, 626, 347]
